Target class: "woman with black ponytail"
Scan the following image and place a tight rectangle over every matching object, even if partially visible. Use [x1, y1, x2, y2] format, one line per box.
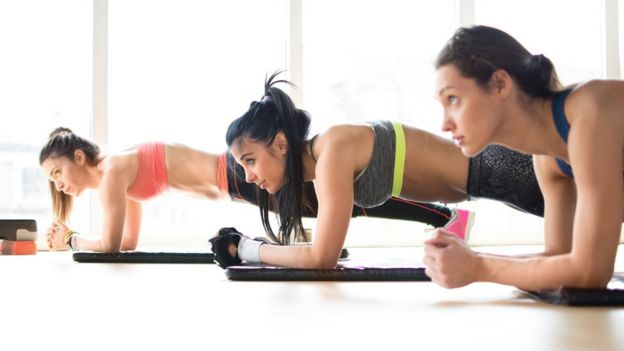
[426, 25, 624, 290]
[210, 71, 546, 269]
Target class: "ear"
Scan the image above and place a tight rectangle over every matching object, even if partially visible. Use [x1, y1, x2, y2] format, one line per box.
[490, 69, 513, 97]
[74, 149, 87, 165]
[273, 132, 289, 156]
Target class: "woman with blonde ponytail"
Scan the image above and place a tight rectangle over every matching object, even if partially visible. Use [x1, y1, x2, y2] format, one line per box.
[40, 127, 224, 252]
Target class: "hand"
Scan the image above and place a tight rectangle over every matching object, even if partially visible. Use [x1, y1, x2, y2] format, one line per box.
[423, 229, 480, 288]
[47, 220, 70, 251]
[209, 227, 243, 268]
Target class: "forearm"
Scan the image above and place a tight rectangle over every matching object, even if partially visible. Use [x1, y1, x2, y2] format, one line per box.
[259, 244, 339, 269]
[485, 251, 549, 259]
[477, 252, 602, 290]
[73, 236, 106, 252]
[74, 235, 122, 253]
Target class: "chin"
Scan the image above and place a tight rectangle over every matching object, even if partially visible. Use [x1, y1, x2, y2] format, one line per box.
[461, 143, 488, 158]
[267, 182, 286, 195]
[266, 186, 279, 195]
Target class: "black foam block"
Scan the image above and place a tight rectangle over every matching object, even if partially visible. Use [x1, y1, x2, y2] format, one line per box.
[521, 275, 624, 306]
[73, 251, 214, 264]
[0, 220, 37, 241]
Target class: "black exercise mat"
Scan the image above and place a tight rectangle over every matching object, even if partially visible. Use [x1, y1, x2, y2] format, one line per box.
[226, 257, 429, 281]
[521, 275, 624, 306]
[73, 251, 214, 264]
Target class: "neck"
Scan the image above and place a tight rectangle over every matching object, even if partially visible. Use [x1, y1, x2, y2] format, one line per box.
[302, 140, 316, 181]
[492, 95, 567, 159]
[88, 157, 106, 188]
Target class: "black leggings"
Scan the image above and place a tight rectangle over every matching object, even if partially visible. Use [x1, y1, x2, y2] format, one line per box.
[225, 145, 544, 228]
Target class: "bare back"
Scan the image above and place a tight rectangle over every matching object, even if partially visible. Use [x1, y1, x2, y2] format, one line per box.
[164, 144, 222, 199]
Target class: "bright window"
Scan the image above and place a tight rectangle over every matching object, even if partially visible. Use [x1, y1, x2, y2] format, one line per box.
[108, 0, 288, 245]
[0, 0, 92, 246]
[475, 0, 603, 85]
[301, 0, 466, 246]
[302, 0, 456, 135]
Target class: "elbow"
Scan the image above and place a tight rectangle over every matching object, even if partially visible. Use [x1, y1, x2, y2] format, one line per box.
[304, 250, 339, 269]
[571, 263, 613, 289]
[121, 239, 138, 251]
[100, 239, 122, 253]
[310, 260, 338, 270]
[121, 243, 137, 251]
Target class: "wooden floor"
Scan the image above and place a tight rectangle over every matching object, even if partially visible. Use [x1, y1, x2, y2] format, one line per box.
[2, 247, 624, 351]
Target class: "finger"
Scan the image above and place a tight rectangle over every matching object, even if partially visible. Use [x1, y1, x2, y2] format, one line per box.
[424, 232, 455, 246]
[422, 255, 435, 267]
[424, 266, 436, 279]
[433, 228, 459, 239]
[423, 241, 445, 255]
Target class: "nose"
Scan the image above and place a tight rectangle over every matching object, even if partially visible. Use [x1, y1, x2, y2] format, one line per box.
[54, 180, 64, 192]
[441, 112, 455, 133]
[245, 170, 257, 184]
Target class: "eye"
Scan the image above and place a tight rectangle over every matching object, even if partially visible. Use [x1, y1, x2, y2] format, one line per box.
[246, 159, 255, 165]
[447, 95, 458, 105]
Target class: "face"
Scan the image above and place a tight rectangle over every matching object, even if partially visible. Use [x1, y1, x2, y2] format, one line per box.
[41, 150, 91, 197]
[435, 64, 504, 157]
[230, 133, 288, 194]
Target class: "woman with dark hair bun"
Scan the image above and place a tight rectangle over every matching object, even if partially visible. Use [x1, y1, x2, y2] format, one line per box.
[427, 25, 624, 290]
[210, 71, 545, 269]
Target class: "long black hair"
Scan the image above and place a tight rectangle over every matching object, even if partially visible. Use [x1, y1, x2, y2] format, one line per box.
[436, 25, 562, 98]
[39, 127, 101, 222]
[226, 71, 311, 245]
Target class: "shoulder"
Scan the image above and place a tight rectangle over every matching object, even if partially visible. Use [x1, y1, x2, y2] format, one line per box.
[100, 150, 138, 180]
[563, 81, 624, 137]
[319, 123, 373, 146]
[567, 80, 624, 115]
[314, 124, 374, 170]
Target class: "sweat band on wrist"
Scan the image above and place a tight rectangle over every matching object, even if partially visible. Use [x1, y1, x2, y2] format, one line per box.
[237, 237, 263, 263]
[63, 230, 78, 246]
[68, 233, 79, 251]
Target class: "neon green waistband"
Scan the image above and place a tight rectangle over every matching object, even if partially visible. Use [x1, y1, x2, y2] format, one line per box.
[391, 121, 405, 197]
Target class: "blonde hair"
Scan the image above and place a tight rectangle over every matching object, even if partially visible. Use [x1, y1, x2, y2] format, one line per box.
[39, 127, 100, 221]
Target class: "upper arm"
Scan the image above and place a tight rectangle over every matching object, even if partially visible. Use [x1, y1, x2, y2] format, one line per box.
[122, 199, 142, 250]
[310, 138, 358, 267]
[99, 159, 135, 252]
[533, 155, 576, 255]
[565, 98, 623, 281]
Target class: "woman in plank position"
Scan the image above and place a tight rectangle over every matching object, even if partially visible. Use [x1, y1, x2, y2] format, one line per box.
[425, 25, 624, 290]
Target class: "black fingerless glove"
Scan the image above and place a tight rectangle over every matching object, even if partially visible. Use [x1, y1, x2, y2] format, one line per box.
[209, 227, 243, 268]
